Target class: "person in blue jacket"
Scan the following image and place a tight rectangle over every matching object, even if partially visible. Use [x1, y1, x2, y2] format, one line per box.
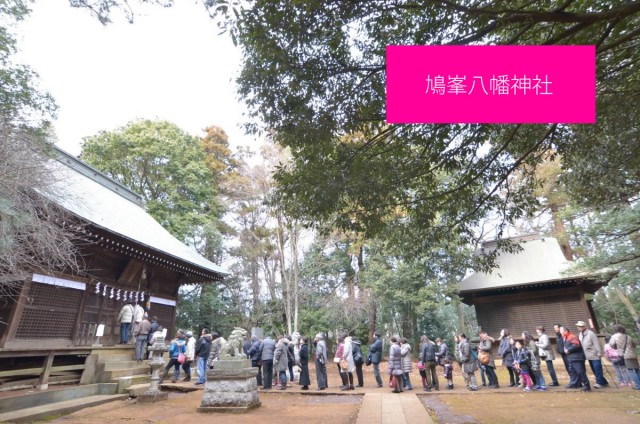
[369, 331, 383, 388]
[160, 330, 186, 384]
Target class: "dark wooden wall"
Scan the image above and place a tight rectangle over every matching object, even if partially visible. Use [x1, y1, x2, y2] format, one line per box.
[473, 286, 591, 339]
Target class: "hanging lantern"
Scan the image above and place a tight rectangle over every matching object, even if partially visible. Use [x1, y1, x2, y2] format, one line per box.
[95, 282, 101, 294]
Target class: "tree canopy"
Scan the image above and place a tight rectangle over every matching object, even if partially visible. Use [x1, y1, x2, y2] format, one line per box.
[223, 1, 640, 258]
[1, 0, 80, 298]
[80, 119, 224, 252]
[63, 0, 640, 338]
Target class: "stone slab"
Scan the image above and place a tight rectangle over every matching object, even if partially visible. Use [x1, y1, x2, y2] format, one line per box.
[200, 360, 260, 414]
[206, 367, 257, 380]
[197, 401, 261, 414]
[208, 358, 252, 370]
[137, 391, 169, 403]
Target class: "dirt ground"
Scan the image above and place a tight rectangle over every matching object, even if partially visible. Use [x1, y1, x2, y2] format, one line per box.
[51, 391, 362, 424]
[49, 384, 640, 424]
[427, 391, 640, 424]
[29, 361, 640, 423]
[421, 363, 640, 423]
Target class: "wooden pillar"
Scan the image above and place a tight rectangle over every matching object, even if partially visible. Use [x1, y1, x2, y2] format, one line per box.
[36, 351, 55, 390]
[586, 299, 600, 333]
[73, 279, 90, 346]
[1, 279, 32, 347]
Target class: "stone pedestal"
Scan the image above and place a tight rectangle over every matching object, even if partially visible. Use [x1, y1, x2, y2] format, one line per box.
[197, 359, 261, 413]
[138, 333, 169, 403]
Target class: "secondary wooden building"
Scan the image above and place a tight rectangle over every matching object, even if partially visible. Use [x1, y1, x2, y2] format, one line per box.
[459, 235, 610, 339]
[0, 147, 228, 389]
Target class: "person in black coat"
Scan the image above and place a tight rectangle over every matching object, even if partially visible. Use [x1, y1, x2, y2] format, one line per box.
[299, 336, 311, 390]
[554, 323, 572, 375]
[248, 336, 263, 386]
[243, 338, 252, 359]
[352, 337, 364, 387]
[194, 328, 213, 385]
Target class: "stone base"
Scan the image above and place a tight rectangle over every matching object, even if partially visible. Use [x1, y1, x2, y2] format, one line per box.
[198, 360, 260, 413]
[197, 401, 262, 414]
[137, 391, 169, 403]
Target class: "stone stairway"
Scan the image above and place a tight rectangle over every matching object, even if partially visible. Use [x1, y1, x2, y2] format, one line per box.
[80, 346, 151, 394]
[0, 383, 127, 423]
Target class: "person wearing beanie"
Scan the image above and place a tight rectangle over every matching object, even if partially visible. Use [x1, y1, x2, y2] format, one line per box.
[314, 333, 328, 390]
[182, 330, 195, 382]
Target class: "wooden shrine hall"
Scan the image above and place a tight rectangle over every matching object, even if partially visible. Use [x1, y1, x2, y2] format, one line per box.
[0, 147, 228, 390]
[459, 234, 611, 341]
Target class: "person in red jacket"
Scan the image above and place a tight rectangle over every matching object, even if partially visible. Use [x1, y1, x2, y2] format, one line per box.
[561, 326, 591, 391]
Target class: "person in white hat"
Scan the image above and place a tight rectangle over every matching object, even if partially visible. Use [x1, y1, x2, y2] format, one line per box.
[576, 321, 608, 388]
[182, 330, 196, 382]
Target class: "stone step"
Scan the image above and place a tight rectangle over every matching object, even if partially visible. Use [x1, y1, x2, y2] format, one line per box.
[103, 366, 150, 380]
[0, 383, 118, 413]
[96, 353, 136, 363]
[0, 394, 127, 423]
[113, 374, 151, 393]
[126, 383, 151, 397]
[102, 360, 148, 371]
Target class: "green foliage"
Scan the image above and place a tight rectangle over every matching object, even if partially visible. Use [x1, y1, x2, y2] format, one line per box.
[569, 203, 640, 330]
[176, 282, 246, 337]
[80, 119, 223, 248]
[229, 1, 640, 264]
[591, 284, 640, 341]
[295, 231, 472, 344]
[68, 0, 174, 24]
[360, 239, 471, 343]
[1, 0, 56, 128]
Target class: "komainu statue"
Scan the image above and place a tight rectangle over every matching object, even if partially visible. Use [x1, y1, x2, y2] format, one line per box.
[220, 327, 248, 357]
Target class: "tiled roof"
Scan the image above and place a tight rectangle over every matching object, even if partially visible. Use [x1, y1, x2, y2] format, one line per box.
[45, 147, 229, 278]
[459, 236, 575, 292]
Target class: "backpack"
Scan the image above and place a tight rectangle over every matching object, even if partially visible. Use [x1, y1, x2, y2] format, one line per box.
[471, 347, 479, 361]
[352, 344, 363, 364]
[287, 346, 295, 366]
[528, 347, 539, 369]
[422, 343, 436, 361]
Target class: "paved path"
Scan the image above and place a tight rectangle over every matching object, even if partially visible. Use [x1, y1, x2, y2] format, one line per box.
[355, 392, 434, 424]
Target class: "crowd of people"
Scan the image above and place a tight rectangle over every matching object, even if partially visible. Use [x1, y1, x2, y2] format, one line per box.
[242, 321, 639, 393]
[452, 322, 640, 392]
[121, 304, 640, 394]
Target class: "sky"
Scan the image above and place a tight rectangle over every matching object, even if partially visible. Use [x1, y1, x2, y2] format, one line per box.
[16, 0, 260, 156]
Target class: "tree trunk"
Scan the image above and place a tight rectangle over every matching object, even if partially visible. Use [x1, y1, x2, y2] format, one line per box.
[275, 215, 292, 335]
[615, 286, 638, 321]
[358, 245, 377, 343]
[251, 258, 259, 316]
[345, 251, 356, 300]
[291, 221, 300, 334]
[262, 255, 278, 301]
[550, 204, 574, 261]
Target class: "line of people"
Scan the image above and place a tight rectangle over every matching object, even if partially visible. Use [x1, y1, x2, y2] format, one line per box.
[154, 320, 640, 393]
[453, 322, 640, 392]
[245, 332, 369, 391]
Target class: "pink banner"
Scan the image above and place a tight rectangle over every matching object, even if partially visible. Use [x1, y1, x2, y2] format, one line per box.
[386, 45, 595, 124]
